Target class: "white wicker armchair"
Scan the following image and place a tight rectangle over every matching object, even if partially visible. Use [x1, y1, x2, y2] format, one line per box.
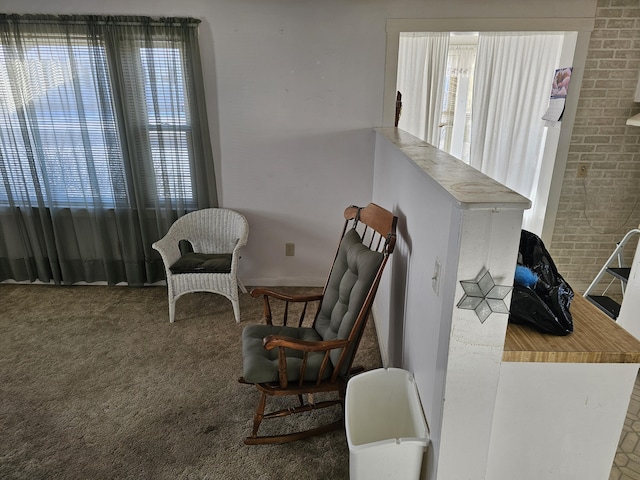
[152, 208, 249, 323]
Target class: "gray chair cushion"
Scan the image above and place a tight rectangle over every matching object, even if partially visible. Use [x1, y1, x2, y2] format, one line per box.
[169, 253, 232, 274]
[314, 228, 384, 373]
[241, 228, 384, 384]
[242, 324, 329, 384]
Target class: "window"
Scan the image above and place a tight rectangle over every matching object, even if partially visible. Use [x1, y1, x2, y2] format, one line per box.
[438, 40, 476, 162]
[0, 17, 203, 209]
[0, 40, 126, 206]
[137, 45, 193, 205]
[0, 15, 217, 286]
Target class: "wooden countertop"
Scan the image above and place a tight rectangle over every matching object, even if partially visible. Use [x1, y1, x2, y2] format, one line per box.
[503, 294, 640, 363]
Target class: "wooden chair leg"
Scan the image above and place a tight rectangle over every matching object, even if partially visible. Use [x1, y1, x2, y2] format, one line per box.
[249, 391, 267, 439]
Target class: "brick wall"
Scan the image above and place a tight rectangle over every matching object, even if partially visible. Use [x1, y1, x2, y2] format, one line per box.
[550, 0, 640, 297]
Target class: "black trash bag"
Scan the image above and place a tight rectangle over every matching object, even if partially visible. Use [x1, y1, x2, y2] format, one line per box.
[509, 230, 574, 336]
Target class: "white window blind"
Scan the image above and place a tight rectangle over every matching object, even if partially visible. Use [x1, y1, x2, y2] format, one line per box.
[0, 21, 198, 209]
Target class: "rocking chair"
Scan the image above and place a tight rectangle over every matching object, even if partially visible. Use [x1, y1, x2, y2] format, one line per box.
[239, 203, 397, 444]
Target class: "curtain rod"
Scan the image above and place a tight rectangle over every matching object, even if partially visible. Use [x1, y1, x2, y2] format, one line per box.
[0, 14, 200, 27]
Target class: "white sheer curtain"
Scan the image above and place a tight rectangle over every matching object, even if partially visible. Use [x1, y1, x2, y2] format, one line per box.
[470, 33, 563, 231]
[397, 33, 449, 146]
[441, 44, 477, 162]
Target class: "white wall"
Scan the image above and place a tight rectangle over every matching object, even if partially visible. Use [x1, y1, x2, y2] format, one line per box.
[487, 362, 638, 480]
[4, 0, 599, 287]
[371, 133, 461, 480]
[372, 129, 528, 479]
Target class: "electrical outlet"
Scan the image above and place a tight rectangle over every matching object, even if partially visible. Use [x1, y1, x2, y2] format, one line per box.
[577, 163, 589, 178]
[285, 243, 295, 256]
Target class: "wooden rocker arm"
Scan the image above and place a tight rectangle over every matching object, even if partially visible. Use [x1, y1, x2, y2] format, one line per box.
[250, 288, 323, 327]
[262, 335, 349, 352]
[262, 335, 350, 389]
[250, 288, 323, 303]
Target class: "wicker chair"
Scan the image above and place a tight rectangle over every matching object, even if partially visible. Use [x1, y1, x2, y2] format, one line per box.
[152, 208, 249, 323]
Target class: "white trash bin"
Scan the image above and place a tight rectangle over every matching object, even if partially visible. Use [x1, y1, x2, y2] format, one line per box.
[345, 368, 429, 480]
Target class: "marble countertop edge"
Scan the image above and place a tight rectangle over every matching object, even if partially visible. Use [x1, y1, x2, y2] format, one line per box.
[375, 127, 532, 211]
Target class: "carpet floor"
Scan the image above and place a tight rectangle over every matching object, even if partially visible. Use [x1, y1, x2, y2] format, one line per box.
[0, 284, 382, 480]
[4, 283, 638, 479]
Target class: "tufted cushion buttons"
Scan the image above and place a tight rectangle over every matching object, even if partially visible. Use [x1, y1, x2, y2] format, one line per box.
[241, 228, 384, 385]
[314, 228, 384, 372]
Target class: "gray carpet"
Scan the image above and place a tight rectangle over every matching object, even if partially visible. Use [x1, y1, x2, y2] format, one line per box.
[0, 284, 382, 480]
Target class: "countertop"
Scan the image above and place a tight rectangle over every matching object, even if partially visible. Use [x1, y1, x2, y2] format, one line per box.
[375, 128, 531, 210]
[503, 294, 640, 363]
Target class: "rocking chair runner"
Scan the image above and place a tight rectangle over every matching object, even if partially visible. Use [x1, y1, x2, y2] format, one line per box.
[239, 203, 397, 444]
